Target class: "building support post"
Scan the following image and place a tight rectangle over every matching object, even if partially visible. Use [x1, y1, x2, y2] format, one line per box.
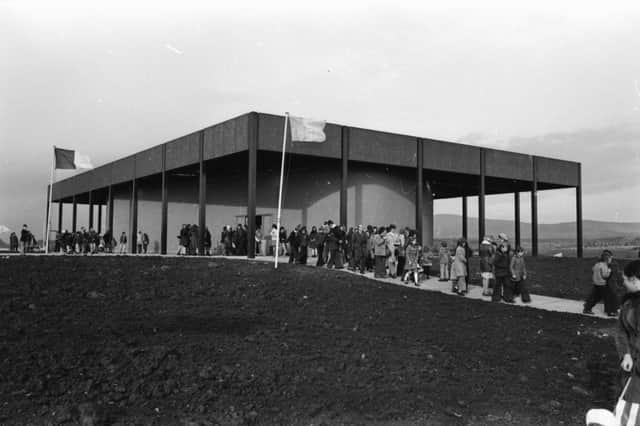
[198, 131, 207, 256]
[97, 202, 102, 233]
[416, 138, 424, 245]
[130, 179, 138, 254]
[514, 192, 521, 250]
[247, 112, 258, 259]
[478, 149, 486, 247]
[462, 196, 468, 241]
[531, 157, 539, 257]
[340, 126, 349, 227]
[72, 196, 77, 233]
[107, 185, 114, 236]
[58, 201, 63, 233]
[88, 191, 94, 230]
[161, 145, 168, 255]
[576, 164, 583, 258]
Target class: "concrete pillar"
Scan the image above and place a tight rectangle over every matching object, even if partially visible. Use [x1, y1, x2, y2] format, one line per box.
[198, 131, 207, 256]
[514, 192, 521, 250]
[107, 185, 114, 235]
[88, 191, 94, 229]
[58, 201, 63, 233]
[576, 163, 583, 258]
[340, 126, 349, 227]
[161, 144, 168, 255]
[478, 149, 486, 247]
[422, 181, 434, 248]
[130, 179, 138, 253]
[247, 112, 258, 259]
[531, 157, 539, 257]
[72, 196, 77, 232]
[462, 196, 468, 240]
[416, 138, 424, 245]
[97, 203, 102, 234]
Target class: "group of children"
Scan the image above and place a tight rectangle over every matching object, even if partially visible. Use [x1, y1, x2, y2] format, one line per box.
[437, 233, 530, 302]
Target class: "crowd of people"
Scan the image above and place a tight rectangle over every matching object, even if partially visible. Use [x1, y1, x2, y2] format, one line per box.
[177, 224, 212, 256]
[255, 221, 435, 287]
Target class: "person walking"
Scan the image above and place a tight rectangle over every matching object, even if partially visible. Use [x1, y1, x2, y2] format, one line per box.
[119, 232, 128, 254]
[451, 238, 468, 295]
[584, 250, 616, 316]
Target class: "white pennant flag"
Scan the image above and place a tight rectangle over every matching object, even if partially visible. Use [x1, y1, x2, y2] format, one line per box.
[74, 152, 94, 169]
[289, 115, 326, 143]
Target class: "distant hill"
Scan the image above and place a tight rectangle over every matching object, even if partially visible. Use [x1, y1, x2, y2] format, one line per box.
[434, 214, 640, 240]
[0, 238, 8, 249]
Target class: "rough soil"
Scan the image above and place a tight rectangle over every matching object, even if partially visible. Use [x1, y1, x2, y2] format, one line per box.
[0, 256, 625, 425]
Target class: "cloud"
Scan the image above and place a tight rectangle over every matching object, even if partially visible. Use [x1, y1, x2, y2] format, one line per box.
[460, 122, 640, 195]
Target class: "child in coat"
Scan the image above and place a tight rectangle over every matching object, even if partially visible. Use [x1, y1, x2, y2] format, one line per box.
[438, 241, 450, 281]
[403, 234, 423, 286]
[492, 242, 513, 303]
[510, 247, 530, 303]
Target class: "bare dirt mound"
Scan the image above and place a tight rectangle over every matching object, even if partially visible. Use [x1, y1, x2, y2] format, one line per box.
[0, 256, 622, 425]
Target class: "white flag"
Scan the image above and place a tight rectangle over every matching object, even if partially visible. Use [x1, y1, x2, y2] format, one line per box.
[289, 116, 326, 143]
[74, 152, 94, 169]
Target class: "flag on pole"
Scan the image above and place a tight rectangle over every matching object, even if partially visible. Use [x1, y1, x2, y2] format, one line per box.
[289, 116, 326, 142]
[54, 147, 94, 169]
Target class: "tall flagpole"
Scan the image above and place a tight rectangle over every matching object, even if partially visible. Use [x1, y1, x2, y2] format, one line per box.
[274, 113, 289, 268]
[45, 146, 55, 254]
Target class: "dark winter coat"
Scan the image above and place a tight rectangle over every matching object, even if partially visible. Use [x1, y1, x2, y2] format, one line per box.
[493, 248, 511, 278]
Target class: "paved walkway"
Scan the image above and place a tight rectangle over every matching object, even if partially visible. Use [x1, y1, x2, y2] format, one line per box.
[3, 251, 614, 320]
[250, 254, 616, 320]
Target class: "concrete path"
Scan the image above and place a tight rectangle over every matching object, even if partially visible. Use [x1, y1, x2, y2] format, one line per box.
[251, 254, 616, 320]
[3, 251, 614, 320]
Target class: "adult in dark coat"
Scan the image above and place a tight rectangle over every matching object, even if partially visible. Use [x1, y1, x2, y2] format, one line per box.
[287, 228, 299, 264]
[203, 227, 212, 255]
[20, 225, 30, 254]
[297, 227, 308, 264]
[352, 225, 369, 274]
[605, 250, 622, 314]
[9, 232, 19, 252]
[492, 242, 513, 303]
[325, 223, 339, 268]
[329, 225, 346, 269]
[189, 224, 199, 255]
[316, 225, 327, 267]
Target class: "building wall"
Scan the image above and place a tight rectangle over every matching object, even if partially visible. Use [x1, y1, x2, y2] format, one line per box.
[106, 159, 435, 253]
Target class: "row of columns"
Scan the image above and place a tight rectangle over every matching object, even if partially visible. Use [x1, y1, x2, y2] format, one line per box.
[459, 155, 583, 257]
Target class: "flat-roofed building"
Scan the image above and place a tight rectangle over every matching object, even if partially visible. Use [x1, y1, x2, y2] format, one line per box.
[49, 112, 583, 257]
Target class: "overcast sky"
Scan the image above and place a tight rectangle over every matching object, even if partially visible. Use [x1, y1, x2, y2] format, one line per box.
[1, 0, 639, 236]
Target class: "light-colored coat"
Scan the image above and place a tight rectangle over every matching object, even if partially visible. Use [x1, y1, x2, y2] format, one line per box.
[451, 245, 467, 277]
